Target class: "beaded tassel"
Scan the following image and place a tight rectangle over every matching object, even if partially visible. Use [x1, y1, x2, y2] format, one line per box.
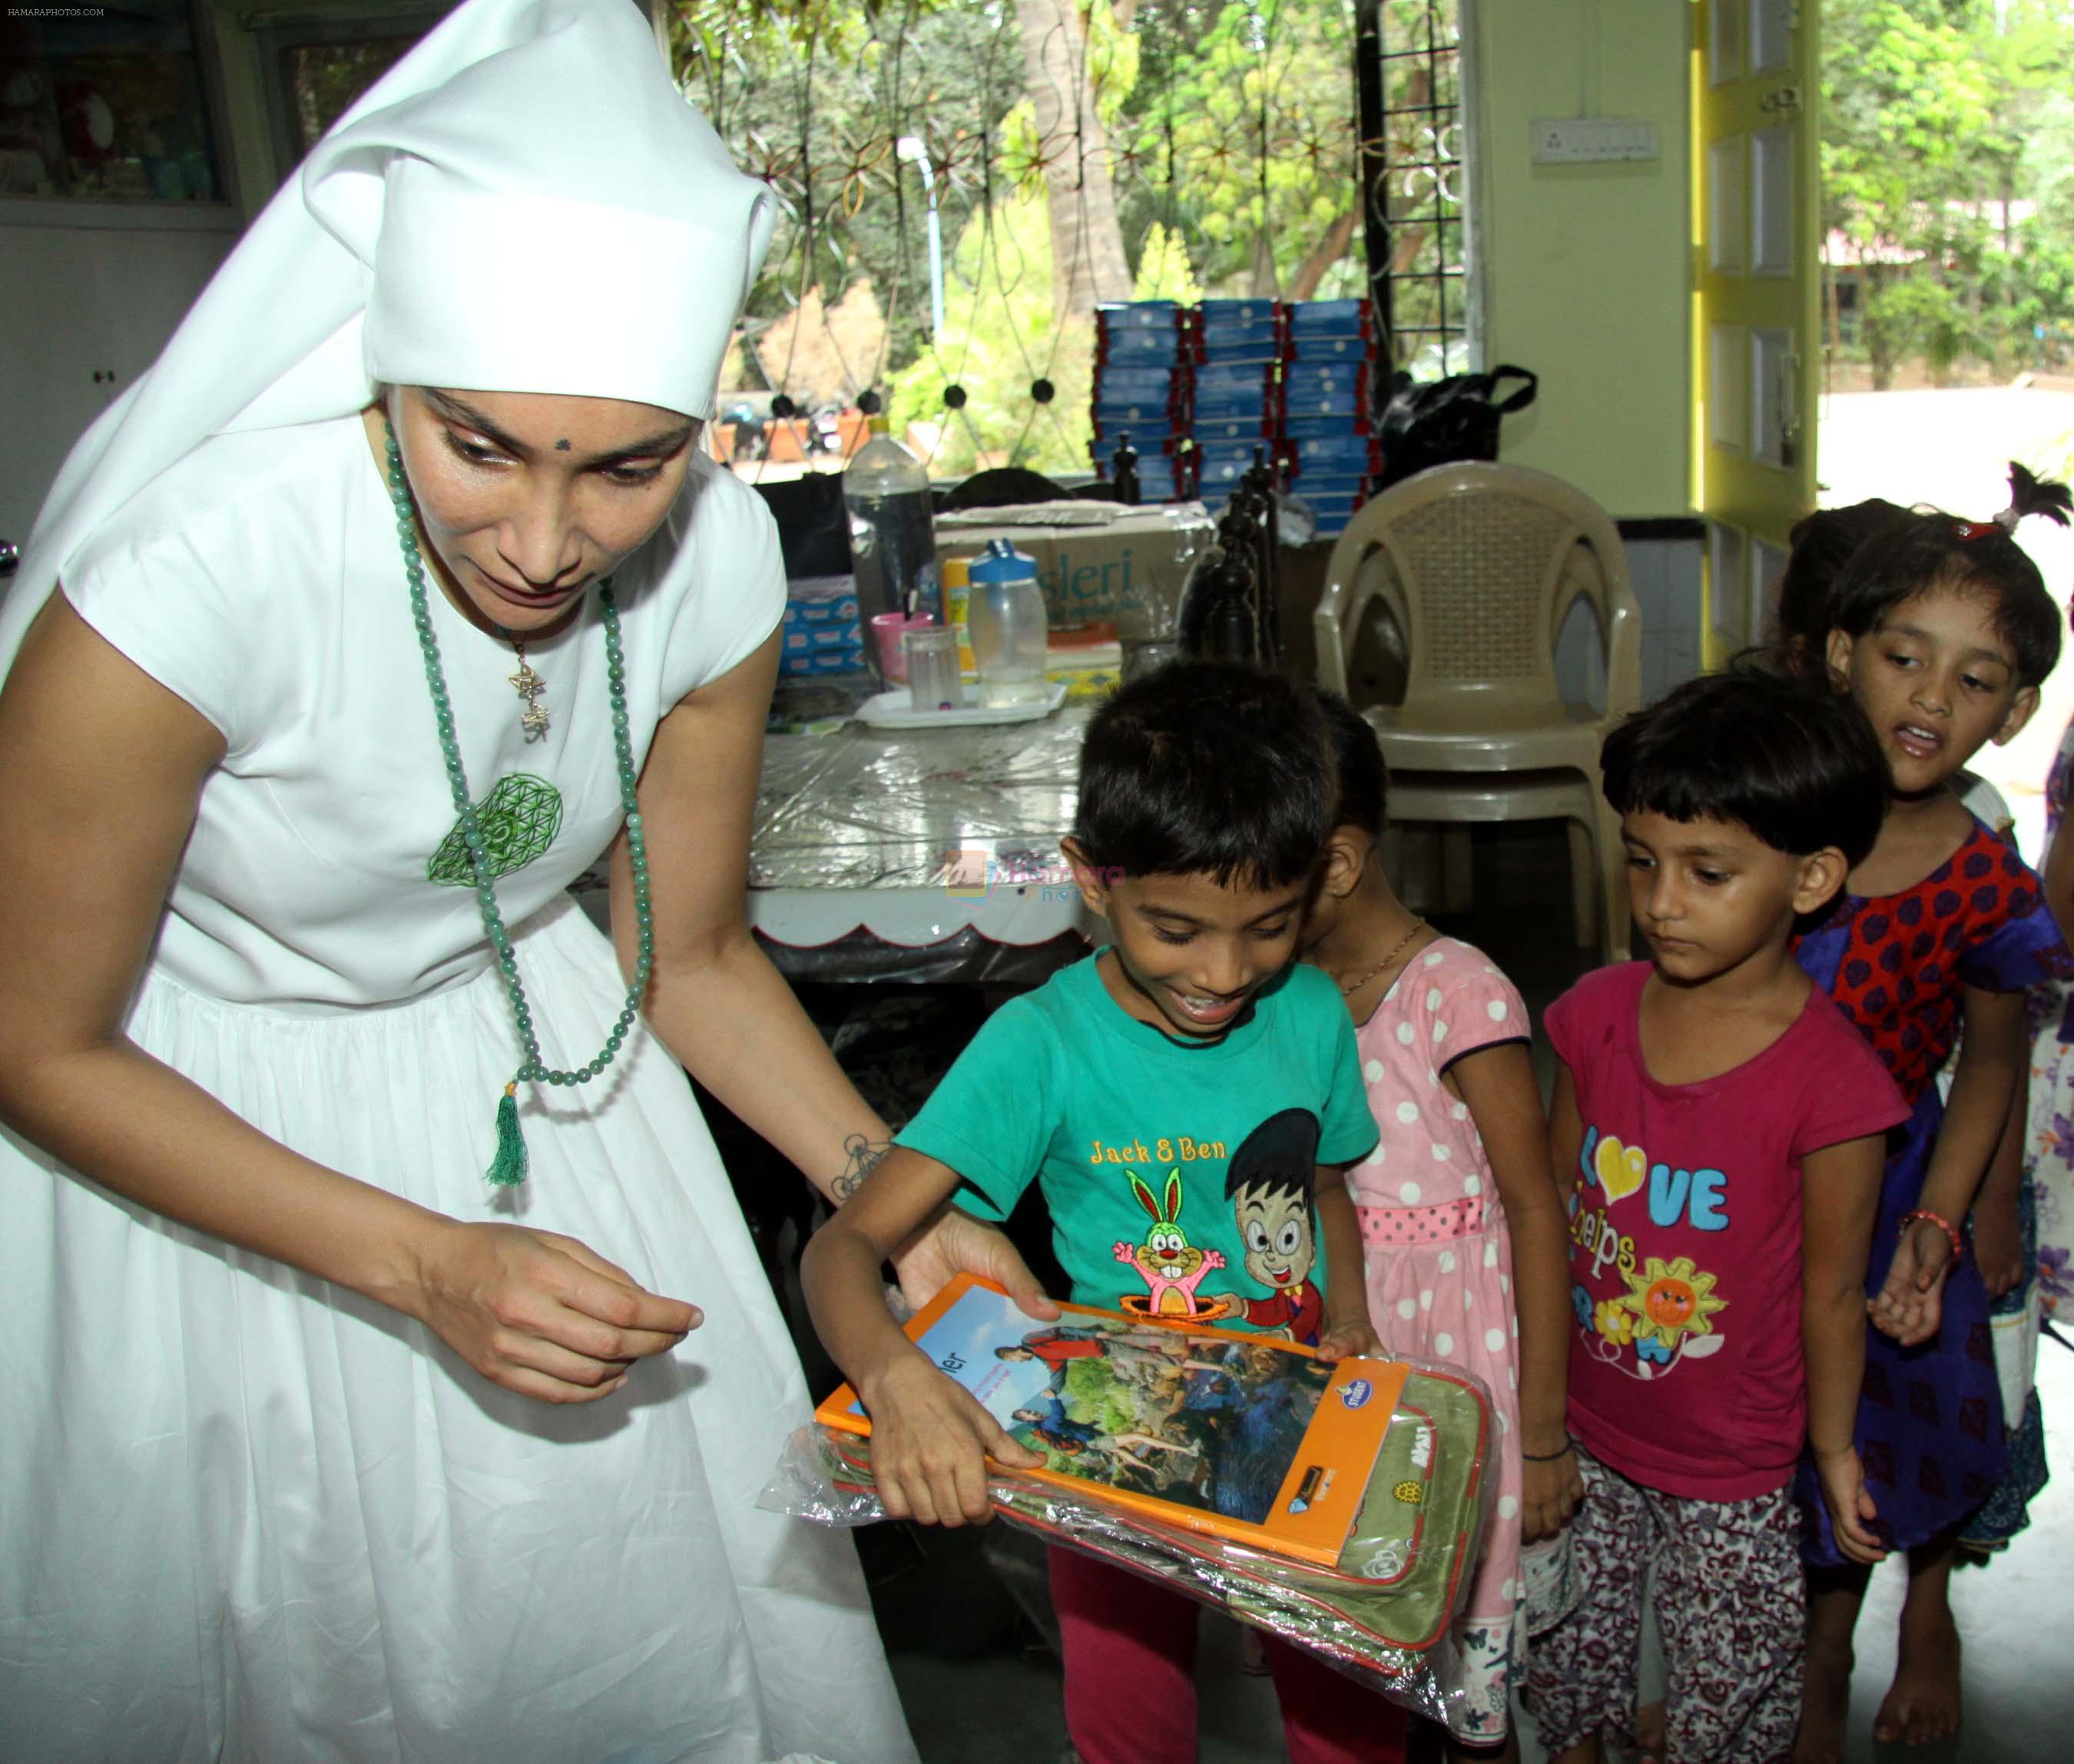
[383, 420, 653, 1188]
[486, 1083, 529, 1188]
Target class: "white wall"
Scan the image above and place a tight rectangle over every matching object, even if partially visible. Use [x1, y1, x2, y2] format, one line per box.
[0, 211, 237, 544]
[1473, 0, 1693, 518]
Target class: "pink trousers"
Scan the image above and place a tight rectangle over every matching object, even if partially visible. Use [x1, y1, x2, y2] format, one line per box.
[1049, 1547, 1410, 1764]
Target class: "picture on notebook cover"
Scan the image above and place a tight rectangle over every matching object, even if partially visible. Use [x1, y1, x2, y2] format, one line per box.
[819, 1275, 1410, 1563]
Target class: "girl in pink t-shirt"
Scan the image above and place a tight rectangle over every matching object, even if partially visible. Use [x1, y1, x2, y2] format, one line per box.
[1529, 670, 1907, 1764]
[1304, 692, 1580, 1756]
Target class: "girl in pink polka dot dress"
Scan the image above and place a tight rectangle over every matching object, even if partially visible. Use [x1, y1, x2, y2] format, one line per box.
[1305, 693, 1582, 1757]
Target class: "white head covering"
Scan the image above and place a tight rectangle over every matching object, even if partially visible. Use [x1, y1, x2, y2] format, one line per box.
[2, 0, 775, 647]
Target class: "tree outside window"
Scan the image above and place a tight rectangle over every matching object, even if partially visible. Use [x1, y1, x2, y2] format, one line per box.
[668, 0, 1459, 477]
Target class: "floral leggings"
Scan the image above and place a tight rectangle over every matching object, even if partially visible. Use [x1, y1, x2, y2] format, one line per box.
[1526, 1448, 1803, 1764]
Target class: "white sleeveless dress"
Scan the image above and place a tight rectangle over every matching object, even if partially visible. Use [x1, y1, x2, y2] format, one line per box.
[0, 419, 915, 1764]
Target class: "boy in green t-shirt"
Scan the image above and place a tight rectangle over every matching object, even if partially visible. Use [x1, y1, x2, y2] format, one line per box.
[802, 661, 1399, 1764]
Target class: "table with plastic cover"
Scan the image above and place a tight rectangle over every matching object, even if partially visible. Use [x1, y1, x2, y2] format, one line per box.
[747, 702, 1096, 983]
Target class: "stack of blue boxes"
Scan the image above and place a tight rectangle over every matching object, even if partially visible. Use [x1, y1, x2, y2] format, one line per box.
[1276, 298, 1381, 538]
[1088, 297, 1383, 523]
[1189, 298, 1284, 513]
[779, 575, 865, 677]
[1091, 301, 1191, 502]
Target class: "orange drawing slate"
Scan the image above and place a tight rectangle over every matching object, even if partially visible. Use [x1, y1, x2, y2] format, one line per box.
[816, 1273, 1410, 1570]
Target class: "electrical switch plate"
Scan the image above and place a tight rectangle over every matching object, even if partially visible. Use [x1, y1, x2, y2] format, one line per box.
[1530, 117, 1662, 164]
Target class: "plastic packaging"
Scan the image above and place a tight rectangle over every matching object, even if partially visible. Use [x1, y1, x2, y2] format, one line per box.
[747, 700, 1091, 975]
[763, 1346, 1496, 1739]
[966, 538, 1051, 707]
[843, 418, 943, 677]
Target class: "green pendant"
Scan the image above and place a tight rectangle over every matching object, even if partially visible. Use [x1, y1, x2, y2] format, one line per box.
[427, 774, 565, 885]
[383, 418, 653, 1192]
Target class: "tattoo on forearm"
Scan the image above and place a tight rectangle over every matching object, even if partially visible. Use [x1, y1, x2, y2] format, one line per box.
[831, 1134, 892, 1203]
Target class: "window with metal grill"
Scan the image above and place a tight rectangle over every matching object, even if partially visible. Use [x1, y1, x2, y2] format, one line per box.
[1357, 0, 1479, 378]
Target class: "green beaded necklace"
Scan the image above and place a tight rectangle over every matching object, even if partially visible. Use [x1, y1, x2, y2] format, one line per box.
[383, 419, 654, 1186]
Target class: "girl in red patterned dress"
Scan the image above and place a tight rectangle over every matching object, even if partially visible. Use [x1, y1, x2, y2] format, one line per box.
[1787, 467, 2074, 1762]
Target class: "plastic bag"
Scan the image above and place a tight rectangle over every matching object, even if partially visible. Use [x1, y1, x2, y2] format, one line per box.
[762, 1350, 1498, 1740]
[1377, 364, 1537, 488]
[762, 1425, 890, 1527]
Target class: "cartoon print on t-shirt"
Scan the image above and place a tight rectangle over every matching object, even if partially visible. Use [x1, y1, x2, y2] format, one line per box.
[1114, 1171, 1230, 1322]
[1568, 1122, 1729, 1379]
[1203, 1108, 1326, 1346]
[1621, 1256, 1725, 1352]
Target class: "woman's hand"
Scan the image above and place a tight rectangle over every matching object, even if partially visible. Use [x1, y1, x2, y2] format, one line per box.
[408, 1220, 698, 1403]
[1868, 1220, 1954, 1346]
[857, 1352, 1044, 1527]
[1972, 1195, 2025, 1302]
[1813, 1445, 1887, 1566]
[1521, 1447, 1583, 1544]
[890, 1206, 1061, 1322]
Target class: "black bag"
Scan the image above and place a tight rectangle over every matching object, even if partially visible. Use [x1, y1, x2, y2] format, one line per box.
[751, 470, 852, 577]
[1376, 363, 1538, 489]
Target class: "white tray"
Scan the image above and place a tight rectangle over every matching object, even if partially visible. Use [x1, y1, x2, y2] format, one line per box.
[854, 680, 1068, 730]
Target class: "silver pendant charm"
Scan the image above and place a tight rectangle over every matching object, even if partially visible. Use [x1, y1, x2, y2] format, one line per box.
[509, 648, 549, 741]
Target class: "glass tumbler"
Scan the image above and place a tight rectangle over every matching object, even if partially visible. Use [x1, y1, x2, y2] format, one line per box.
[904, 627, 966, 712]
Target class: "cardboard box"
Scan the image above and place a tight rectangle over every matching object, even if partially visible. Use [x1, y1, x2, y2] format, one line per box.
[935, 501, 1216, 644]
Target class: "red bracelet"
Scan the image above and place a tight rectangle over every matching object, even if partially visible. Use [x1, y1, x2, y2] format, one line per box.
[1898, 1208, 1963, 1266]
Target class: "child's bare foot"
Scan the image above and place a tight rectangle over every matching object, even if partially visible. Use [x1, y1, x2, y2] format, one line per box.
[1874, 1597, 1961, 1746]
[1793, 1633, 1854, 1763]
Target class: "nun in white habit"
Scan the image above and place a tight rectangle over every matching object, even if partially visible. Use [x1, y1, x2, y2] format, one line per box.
[0, 1, 1046, 1757]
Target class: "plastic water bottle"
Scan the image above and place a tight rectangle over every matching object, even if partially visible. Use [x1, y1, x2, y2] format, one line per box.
[844, 418, 942, 681]
[966, 539, 1052, 707]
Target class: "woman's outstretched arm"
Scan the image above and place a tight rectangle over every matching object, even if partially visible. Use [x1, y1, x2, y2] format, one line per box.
[615, 627, 1055, 1316]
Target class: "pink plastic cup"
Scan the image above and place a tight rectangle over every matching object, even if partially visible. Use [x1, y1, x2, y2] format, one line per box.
[870, 611, 935, 683]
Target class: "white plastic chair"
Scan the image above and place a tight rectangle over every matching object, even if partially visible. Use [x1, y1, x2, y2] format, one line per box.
[1313, 461, 1641, 961]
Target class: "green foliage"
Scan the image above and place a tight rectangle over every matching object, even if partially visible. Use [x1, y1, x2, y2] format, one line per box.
[989, 1, 1138, 196]
[886, 188, 1094, 476]
[669, 0, 1029, 362]
[1862, 276, 1974, 379]
[667, 0, 1434, 462]
[1132, 220, 1204, 303]
[1085, 0, 1143, 137]
[1058, 1353, 1148, 1438]
[2036, 91, 2074, 237]
[1824, 0, 2074, 382]
[1059, 1355, 1115, 1428]
[1118, 2, 1360, 298]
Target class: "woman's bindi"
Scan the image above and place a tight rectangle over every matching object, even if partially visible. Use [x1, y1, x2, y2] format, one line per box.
[554, 439, 571, 451]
